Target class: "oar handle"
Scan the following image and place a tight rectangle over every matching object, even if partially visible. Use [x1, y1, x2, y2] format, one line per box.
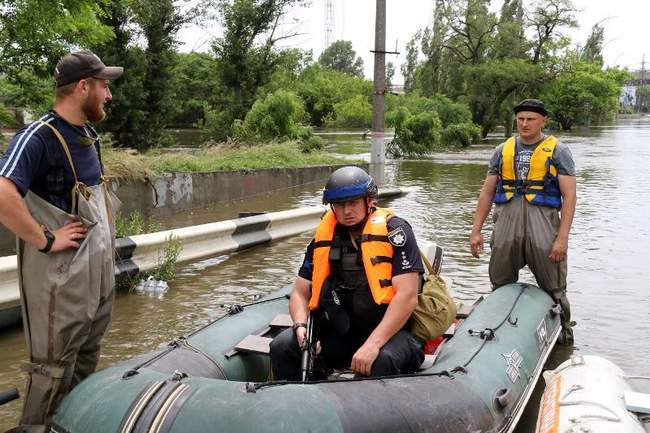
[0, 388, 19, 405]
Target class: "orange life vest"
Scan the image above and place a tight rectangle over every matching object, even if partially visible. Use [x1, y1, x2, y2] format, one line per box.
[308, 208, 396, 310]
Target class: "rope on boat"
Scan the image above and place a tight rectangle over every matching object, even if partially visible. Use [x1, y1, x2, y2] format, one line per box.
[121, 293, 290, 379]
[456, 285, 527, 370]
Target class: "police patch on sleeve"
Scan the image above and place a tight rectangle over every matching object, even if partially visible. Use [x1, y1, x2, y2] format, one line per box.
[388, 227, 407, 247]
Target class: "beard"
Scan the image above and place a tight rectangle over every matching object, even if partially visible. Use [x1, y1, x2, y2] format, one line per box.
[82, 88, 106, 122]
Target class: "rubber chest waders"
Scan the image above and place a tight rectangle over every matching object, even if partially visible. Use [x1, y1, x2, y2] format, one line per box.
[16, 122, 120, 428]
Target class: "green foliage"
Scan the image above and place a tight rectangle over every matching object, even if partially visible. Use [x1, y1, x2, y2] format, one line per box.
[385, 93, 472, 129]
[464, 59, 545, 136]
[0, 0, 113, 76]
[388, 112, 442, 158]
[581, 23, 604, 65]
[150, 142, 345, 173]
[168, 52, 223, 126]
[0, 69, 54, 116]
[295, 64, 372, 126]
[115, 234, 182, 291]
[201, 107, 237, 142]
[93, 0, 197, 150]
[330, 95, 372, 128]
[234, 90, 307, 141]
[115, 210, 160, 238]
[151, 235, 182, 282]
[318, 40, 364, 77]
[542, 60, 631, 130]
[441, 123, 482, 147]
[297, 132, 324, 153]
[386, 106, 411, 130]
[208, 0, 308, 140]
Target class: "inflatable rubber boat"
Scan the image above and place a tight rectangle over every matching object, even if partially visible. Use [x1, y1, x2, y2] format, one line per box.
[536, 355, 650, 433]
[51, 280, 561, 433]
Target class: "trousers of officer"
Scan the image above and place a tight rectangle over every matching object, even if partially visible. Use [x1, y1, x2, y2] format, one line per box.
[270, 325, 424, 381]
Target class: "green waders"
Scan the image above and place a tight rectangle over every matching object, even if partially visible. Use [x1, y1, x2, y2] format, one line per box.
[489, 197, 573, 343]
[15, 123, 119, 431]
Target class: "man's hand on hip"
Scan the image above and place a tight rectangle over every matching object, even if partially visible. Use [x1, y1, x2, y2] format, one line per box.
[49, 221, 87, 253]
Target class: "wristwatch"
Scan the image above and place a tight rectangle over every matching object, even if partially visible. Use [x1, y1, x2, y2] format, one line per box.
[38, 229, 55, 254]
[292, 322, 307, 332]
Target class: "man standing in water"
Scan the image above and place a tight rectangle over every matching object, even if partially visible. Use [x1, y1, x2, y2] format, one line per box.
[0, 50, 122, 430]
[470, 99, 577, 344]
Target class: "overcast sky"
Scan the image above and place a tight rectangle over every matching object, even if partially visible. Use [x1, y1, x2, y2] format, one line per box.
[178, 0, 649, 82]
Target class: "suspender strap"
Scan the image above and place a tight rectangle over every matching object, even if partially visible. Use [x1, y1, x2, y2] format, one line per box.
[38, 121, 81, 214]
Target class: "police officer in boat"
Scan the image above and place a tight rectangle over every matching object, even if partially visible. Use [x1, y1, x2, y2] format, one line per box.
[270, 166, 427, 379]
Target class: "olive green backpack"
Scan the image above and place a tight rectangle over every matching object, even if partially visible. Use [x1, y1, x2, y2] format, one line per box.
[408, 244, 457, 342]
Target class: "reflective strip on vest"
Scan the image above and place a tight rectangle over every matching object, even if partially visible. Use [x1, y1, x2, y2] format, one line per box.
[494, 135, 562, 209]
[308, 208, 396, 310]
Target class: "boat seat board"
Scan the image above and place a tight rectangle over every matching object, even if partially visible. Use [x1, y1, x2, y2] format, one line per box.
[444, 323, 457, 338]
[233, 335, 273, 355]
[269, 314, 293, 328]
[456, 302, 474, 319]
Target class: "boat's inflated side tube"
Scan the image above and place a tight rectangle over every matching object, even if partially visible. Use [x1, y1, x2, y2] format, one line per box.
[317, 375, 494, 433]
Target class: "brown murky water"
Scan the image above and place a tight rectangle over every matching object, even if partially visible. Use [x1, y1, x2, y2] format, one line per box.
[1, 121, 650, 431]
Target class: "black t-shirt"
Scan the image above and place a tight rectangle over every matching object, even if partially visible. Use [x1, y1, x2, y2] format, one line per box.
[0, 111, 103, 213]
[298, 216, 424, 281]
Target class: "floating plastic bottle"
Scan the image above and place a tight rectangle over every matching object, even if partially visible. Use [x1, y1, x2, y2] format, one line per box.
[135, 276, 169, 294]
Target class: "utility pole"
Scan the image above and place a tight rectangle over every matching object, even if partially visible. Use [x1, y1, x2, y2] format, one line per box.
[639, 54, 646, 114]
[371, 0, 386, 165]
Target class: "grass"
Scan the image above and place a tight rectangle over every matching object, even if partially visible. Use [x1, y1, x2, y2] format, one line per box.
[103, 141, 355, 181]
[115, 210, 160, 237]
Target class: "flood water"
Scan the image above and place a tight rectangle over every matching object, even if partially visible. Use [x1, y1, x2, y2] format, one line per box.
[1, 121, 650, 431]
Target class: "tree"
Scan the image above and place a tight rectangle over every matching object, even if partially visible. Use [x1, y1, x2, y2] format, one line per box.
[443, 0, 497, 65]
[401, 32, 420, 94]
[210, 0, 308, 140]
[131, 0, 198, 147]
[494, 0, 526, 59]
[93, 0, 148, 147]
[0, 0, 113, 118]
[464, 59, 544, 137]
[169, 52, 224, 126]
[295, 64, 372, 126]
[542, 60, 629, 130]
[386, 62, 395, 88]
[527, 0, 578, 64]
[318, 40, 364, 77]
[581, 23, 604, 65]
[93, 0, 199, 149]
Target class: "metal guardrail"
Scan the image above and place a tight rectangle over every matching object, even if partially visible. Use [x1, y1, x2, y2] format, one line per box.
[0, 188, 407, 328]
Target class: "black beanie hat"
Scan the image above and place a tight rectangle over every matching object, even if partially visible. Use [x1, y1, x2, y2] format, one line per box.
[513, 99, 548, 116]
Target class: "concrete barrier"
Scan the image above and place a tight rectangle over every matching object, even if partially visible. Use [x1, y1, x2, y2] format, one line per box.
[0, 187, 406, 329]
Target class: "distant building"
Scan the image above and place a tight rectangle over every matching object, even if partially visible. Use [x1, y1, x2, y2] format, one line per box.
[621, 70, 648, 111]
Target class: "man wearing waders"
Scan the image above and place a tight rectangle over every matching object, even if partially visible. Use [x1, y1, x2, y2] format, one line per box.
[0, 50, 122, 430]
[470, 99, 576, 345]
